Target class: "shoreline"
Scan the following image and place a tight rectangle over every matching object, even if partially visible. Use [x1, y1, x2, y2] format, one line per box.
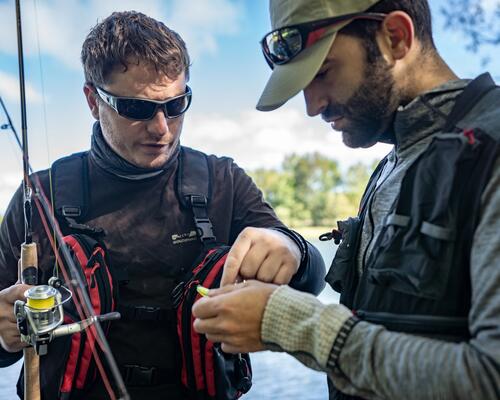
[290, 226, 332, 241]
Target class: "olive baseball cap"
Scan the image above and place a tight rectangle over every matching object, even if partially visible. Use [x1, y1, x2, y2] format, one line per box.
[257, 0, 381, 111]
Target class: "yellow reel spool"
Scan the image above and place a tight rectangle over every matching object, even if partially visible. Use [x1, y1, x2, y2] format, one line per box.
[25, 286, 57, 310]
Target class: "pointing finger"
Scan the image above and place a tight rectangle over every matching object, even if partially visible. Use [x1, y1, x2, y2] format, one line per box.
[220, 231, 252, 287]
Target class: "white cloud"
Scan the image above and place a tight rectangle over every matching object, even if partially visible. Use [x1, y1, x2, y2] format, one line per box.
[0, 0, 242, 70]
[0, 70, 43, 104]
[0, 172, 22, 214]
[481, 0, 500, 12]
[182, 107, 392, 171]
[166, 0, 242, 59]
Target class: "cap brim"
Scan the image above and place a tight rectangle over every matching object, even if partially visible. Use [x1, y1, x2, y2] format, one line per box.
[256, 31, 337, 112]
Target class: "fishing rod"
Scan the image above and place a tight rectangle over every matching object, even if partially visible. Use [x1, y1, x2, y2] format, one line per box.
[0, 96, 24, 155]
[14, 0, 40, 397]
[8, 1, 130, 399]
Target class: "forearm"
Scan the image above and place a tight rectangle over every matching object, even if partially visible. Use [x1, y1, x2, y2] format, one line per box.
[261, 286, 352, 370]
[261, 287, 500, 400]
[330, 322, 500, 400]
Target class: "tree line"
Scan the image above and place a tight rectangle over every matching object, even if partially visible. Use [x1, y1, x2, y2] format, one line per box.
[250, 153, 378, 228]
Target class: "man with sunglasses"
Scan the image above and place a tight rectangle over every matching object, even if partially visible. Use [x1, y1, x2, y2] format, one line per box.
[193, 0, 500, 399]
[0, 10, 326, 399]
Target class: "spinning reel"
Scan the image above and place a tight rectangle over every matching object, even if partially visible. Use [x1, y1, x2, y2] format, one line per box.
[14, 277, 120, 356]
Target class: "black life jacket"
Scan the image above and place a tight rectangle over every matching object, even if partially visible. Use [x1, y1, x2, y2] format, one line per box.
[27, 147, 251, 399]
[324, 74, 500, 400]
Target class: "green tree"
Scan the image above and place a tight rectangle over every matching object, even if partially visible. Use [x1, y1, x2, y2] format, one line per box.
[251, 154, 379, 227]
[283, 153, 342, 226]
[343, 162, 375, 205]
[251, 167, 309, 226]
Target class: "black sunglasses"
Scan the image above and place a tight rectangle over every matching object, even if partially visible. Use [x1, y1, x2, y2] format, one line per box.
[94, 85, 192, 121]
[261, 12, 387, 69]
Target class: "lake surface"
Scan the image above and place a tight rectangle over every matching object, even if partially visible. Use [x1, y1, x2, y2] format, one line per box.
[0, 239, 338, 399]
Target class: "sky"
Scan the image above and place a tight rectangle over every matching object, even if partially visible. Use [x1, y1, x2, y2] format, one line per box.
[0, 0, 499, 213]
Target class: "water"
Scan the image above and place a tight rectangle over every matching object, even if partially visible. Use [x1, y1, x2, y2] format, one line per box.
[0, 359, 22, 400]
[0, 240, 338, 399]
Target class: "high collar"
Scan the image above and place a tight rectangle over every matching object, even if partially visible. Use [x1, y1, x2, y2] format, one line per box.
[89, 122, 180, 180]
[392, 79, 470, 152]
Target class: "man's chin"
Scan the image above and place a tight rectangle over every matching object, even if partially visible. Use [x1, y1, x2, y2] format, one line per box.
[130, 153, 169, 169]
[342, 131, 378, 149]
[135, 146, 178, 169]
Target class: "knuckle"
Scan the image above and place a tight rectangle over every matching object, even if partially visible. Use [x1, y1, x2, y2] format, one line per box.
[280, 261, 295, 271]
[256, 270, 273, 283]
[275, 274, 291, 285]
[239, 228, 253, 240]
[278, 246, 292, 257]
[239, 263, 254, 278]
[214, 300, 229, 315]
[217, 320, 231, 334]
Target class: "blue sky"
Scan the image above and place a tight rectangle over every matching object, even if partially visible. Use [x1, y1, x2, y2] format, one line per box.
[0, 0, 499, 213]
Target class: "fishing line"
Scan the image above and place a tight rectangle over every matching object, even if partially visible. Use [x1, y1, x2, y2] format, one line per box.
[33, 0, 58, 278]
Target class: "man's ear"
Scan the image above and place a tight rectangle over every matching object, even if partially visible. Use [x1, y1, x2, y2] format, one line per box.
[83, 84, 100, 120]
[378, 11, 415, 63]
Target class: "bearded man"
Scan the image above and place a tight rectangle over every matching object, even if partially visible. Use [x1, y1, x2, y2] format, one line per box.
[193, 1, 500, 399]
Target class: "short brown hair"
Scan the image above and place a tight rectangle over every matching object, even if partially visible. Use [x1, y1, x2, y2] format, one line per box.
[341, 0, 436, 62]
[81, 11, 190, 86]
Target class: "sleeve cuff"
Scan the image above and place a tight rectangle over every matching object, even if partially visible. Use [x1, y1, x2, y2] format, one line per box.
[0, 346, 22, 368]
[261, 285, 353, 368]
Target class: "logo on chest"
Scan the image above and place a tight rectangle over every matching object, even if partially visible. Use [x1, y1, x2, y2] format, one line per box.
[171, 230, 198, 245]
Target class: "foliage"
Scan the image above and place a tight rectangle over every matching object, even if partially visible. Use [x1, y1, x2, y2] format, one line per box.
[250, 153, 377, 228]
[441, 0, 500, 54]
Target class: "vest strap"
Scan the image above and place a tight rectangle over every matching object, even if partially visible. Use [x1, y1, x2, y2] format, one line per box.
[120, 364, 177, 386]
[420, 221, 455, 241]
[177, 147, 218, 248]
[118, 304, 175, 322]
[443, 72, 498, 131]
[385, 213, 410, 227]
[189, 195, 216, 245]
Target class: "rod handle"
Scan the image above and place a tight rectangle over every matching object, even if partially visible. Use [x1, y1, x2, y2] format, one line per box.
[20, 242, 38, 285]
[23, 347, 40, 400]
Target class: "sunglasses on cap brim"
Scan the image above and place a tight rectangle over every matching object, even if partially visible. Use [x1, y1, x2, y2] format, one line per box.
[261, 12, 387, 69]
[94, 85, 192, 121]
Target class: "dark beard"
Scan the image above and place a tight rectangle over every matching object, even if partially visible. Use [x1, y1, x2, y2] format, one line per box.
[322, 58, 399, 148]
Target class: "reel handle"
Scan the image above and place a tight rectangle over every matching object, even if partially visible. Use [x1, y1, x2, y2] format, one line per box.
[52, 312, 121, 339]
[98, 311, 121, 322]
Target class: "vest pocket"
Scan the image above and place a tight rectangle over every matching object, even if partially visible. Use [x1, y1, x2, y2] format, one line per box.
[355, 310, 469, 339]
[325, 217, 362, 306]
[366, 214, 456, 300]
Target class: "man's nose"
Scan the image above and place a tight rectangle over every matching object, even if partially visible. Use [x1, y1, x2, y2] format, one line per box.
[147, 108, 170, 137]
[303, 82, 327, 117]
